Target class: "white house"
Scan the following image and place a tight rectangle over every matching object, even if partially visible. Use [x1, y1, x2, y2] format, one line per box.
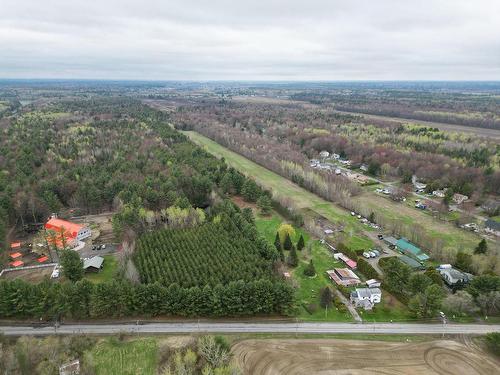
[437, 264, 473, 287]
[350, 288, 382, 310]
[319, 150, 330, 159]
[453, 193, 469, 205]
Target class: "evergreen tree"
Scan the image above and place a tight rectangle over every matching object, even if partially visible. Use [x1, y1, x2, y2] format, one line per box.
[60, 249, 84, 282]
[283, 233, 293, 251]
[303, 260, 316, 277]
[241, 179, 260, 202]
[297, 234, 305, 251]
[274, 232, 285, 261]
[474, 239, 488, 255]
[287, 246, 298, 267]
[257, 195, 272, 215]
[320, 287, 332, 308]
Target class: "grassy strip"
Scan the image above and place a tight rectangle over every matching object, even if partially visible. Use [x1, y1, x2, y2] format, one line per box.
[85, 255, 118, 284]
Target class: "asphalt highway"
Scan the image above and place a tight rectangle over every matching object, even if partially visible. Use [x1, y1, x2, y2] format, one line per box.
[1, 322, 499, 336]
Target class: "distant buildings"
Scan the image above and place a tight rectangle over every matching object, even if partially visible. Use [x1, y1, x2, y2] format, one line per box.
[452, 193, 469, 205]
[326, 268, 361, 287]
[485, 219, 500, 237]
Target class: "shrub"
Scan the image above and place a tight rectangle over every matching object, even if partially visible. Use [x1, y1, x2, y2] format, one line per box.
[485, 332, 500, 356]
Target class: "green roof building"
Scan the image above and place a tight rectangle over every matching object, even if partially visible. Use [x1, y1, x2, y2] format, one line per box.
[396, 238, 430, 262]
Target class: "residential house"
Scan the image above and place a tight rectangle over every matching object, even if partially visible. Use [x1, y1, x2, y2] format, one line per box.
[432, 189, 447, 198]
[319, 150, 330, 159]
[326, 268, 361, 287]
[452, 193, 469, 205]
[360, 164, 368, 172]
[83, 256, 104, 273]
[350, 288, 382, 310]
[437, 264, 473, 287]
[485, 219, 500, 237]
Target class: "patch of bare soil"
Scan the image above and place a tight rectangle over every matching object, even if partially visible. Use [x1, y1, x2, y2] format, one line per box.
[232, 338, 500, 375]
[1, 266, 55, 282]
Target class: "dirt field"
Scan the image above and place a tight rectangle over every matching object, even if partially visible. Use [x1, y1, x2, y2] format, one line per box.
[0, 265, 55, 282]
[232, 338, 500, 375]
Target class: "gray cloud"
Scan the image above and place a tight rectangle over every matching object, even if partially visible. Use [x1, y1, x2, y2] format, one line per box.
[1, 0, 499, 80]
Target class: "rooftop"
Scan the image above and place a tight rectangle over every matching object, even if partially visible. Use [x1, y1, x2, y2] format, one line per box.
[396, 238, 421, 255]
[45, 218, 84, 238]
[83, 256, 104, 269]
[485, 219, 500, 231]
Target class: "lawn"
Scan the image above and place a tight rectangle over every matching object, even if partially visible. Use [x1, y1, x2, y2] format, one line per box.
[85, 255, 118, 283]
[255, 214, 353, 322]
[89, 338, 158, 375]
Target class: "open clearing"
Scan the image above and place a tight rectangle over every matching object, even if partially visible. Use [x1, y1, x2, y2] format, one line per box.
[184, 130, 482, 252]
[232, 338, 500, 375]
[0, 265, 55, 282]
[333, 109, 500, 139]
[183, 130, 371, 247]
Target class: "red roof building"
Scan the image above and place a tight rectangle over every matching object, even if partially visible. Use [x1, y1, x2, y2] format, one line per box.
[44, 218, 91, 248]
[10, 260, 24, 268]
[37, 256, 49, 263]
[9, 252, 22, 259]
[10, 242, 21, 249]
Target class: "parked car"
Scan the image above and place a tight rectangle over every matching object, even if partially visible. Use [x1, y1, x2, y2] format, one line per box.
[372, 250, 380, 256]
[92, 245, 96, 251]
[377, 234, 384, 240]
[101, 244, 106, 250]
[369, 251, 377, 258]
[350, 211, 356, 216]
[363, 252, 371, 259]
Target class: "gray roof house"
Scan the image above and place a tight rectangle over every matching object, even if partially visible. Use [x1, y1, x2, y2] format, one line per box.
[350, 288, 382, 311]
[83, 256, 104, 272]
[384, 237, 398, 247]
[438, 265, 472, 287]
[485, 219, 500, 236]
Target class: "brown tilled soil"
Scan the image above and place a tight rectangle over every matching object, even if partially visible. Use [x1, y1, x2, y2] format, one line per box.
[232, 338, 500, 375]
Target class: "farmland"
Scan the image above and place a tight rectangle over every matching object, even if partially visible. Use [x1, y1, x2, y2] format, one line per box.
[232, 337, 500, 375]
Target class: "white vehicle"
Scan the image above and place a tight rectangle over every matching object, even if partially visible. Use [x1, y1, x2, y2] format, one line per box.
[357, 215, 362, 219]
[351, 211, 356, 216]
[363, 252, 371, 259]
[372, 250, 380, 256]
[375, 188, 383, 193]
[369, 251, 377, 258]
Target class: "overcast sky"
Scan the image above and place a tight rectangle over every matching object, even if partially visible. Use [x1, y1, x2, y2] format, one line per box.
[1, 0, 499, 80]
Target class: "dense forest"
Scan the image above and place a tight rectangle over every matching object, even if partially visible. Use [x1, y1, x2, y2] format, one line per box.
[173, 100, 500, 199]
[0, 95, 294, 318]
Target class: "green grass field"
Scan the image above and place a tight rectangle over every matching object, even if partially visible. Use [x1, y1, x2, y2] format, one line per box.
[184, 131, 483, 254]
[85, 255, 118, 283]
[184, 131, 372, 248]
[89, 338, 158, 375]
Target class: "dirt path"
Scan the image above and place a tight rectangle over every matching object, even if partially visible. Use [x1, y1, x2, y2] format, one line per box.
[232, 338, 500, 375]
[334, 289, 362, 322]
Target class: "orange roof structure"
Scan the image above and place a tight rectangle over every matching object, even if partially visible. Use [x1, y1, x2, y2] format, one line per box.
[10, 242, 21, 249]
[45, 218, 83, 239]
[10, 252, 22, 259]
[37, 256, 49, 263]
[10, 260, 24, 267]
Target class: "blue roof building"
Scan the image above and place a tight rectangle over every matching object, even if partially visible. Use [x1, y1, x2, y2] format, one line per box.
[396, 238, 430, 262]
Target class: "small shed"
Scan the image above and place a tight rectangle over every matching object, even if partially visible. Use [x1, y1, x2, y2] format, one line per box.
[10, 242, 21, 249]
[10, 252, 22, 259]
[10, 260, 24, 268]
[83, 256, 104, 273]
[37, 256, 49, 263]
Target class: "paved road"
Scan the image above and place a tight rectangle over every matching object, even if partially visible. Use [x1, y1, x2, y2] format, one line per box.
[1, 322, 499, 336]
